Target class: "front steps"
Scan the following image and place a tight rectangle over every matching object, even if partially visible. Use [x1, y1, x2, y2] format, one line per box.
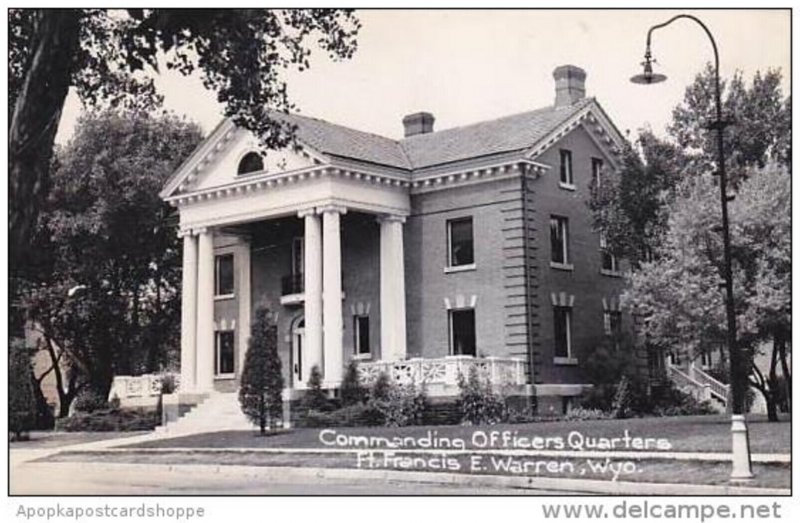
[157, 392, 254, 436]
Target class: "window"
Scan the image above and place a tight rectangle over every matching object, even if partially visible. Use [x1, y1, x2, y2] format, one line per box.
[553, 306, 572, 359]
[600, 234, 619, 274]
[592, 158, 604, 188]
[559, 149, 573, 186]
[215, 331, 235, 375]
[354, 315, 370, 355]
[237, 152, 264, 175]
[449, 309, 476, 356]
[604, 310, 622, 337]
[215, 254, 235, 297]
[447, 217, 474, 267]
[550, 216, 570, 266]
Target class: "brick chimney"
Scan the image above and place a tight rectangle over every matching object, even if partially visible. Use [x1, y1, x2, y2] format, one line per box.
[553, 65, 586, 108]
[402, 112, 435, 137]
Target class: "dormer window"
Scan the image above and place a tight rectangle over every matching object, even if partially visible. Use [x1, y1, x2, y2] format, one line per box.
[237, 152, 264, 175]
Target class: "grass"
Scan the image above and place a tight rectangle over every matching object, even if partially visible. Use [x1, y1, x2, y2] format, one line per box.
[9, 430, 150, 449]
[122, 414, 791, 454]
[43, 449, 790, 490]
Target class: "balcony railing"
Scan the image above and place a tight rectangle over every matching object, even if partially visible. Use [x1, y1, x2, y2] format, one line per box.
[358, 356, 526, 389]
[107, 373, 181, 407]
[281, 273, 304, 296]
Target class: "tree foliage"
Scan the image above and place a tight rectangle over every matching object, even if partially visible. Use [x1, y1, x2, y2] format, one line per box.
[623, 165, 790, 419]
[21, 110, 203, 407]
[9, 341, 37, 440]
[239, 307, 284, 433]
[9, 8, 361, 269]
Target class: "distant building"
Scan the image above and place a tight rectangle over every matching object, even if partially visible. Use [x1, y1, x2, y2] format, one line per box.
[160, 65, 629, 414]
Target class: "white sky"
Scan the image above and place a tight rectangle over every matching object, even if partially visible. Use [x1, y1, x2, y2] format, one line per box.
[55, 9, 790, 144]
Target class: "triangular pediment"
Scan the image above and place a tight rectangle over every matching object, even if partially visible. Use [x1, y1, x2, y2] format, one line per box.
[161, 119, 329, 199]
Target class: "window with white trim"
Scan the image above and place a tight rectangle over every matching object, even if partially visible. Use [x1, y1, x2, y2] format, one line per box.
[550, 216, 570, 265]
[592, 157, 604, 188]
[600, 234, 619, 273]
[447, 217, 474, 267]
[553, 305, 572, 358]
[449, 308, 476, 356]
[215, 254, 234, 297]
[354, 315, 370, 355]
[559, 149, 573, 186]
[215, 330, 235, 375]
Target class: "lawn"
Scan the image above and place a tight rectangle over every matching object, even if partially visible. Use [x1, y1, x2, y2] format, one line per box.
[122, 414, 790, 454]
[44, 449, 790, 490]
[10, 431, 150, 449]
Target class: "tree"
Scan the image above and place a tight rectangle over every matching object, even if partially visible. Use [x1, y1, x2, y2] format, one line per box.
[590, 68, 790, 267]
[21, 110, 203, 410]
[9, 8, 361, 271]
[302, 365, 330, 412]
[340, 360, 366, 406]
[624, 165, 790, 420]
[669, 65, 791, 183]
[589, 130, 685, 266]
[9, 341, 37, 441]
[239, 307, 284, 433]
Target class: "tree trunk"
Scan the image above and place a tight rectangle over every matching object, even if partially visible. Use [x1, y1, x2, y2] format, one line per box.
[9, 9, 81, 275]
[776, 330, 791, 410]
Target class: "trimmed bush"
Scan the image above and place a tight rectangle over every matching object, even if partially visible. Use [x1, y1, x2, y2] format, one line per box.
[300, 404, 383, 428]
[301, 365, 332, 412]
[340, 360, 366, 406]
[73, 389, 109, 414]
[239, 306, 284, 433]
[56, 409, 159, 432]
[457, 366, 507, 425]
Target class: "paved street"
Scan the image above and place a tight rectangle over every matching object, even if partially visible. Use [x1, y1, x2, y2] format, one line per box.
[10, 456, 571, 495]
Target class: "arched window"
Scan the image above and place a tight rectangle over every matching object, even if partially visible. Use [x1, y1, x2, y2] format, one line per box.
[237, 152, 264, 175]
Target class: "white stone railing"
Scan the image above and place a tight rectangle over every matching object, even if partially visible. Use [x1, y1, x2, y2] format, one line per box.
[107, 373, 181, 404]
[358, 356, 526, 388]
[690, 363, 730, 403]
[666, 363, 712, 402]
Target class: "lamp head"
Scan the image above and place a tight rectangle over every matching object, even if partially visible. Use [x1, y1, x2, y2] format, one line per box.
[630, 52, 667, 85]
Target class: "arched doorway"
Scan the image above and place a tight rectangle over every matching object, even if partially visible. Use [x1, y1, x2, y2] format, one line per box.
[291, 316, 305, 386]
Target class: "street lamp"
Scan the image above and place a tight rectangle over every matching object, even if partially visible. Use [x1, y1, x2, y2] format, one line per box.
[631, 14, 753, 481]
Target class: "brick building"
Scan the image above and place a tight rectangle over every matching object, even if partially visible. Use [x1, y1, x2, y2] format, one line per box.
[160, 64, 628, 415]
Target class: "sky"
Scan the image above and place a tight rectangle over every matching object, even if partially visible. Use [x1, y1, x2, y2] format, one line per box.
[55, 9, 790, 145]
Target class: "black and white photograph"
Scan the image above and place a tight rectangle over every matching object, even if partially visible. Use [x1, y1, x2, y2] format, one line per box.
[4, 3, 794, 516]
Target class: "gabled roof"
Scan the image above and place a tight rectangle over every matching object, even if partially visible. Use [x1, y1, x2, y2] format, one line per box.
[400, 98, 595, 169]
[162, 96, 623, 198]
[278, 112, 412, 170]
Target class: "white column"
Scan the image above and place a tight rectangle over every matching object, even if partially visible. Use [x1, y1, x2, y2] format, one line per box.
[196, 227, 216, 392]
[237, 238, 251, 376]
[379, 215, 407, 361]
[299, 208, 323, 385]
[321, 205, 346, 386]
[179, 230, 198, 392]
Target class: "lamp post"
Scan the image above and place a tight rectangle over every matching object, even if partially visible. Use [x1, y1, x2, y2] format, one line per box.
[630, 14, 753, 481]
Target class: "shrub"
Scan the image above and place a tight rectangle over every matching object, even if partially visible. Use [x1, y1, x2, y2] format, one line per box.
[457, 366, 507, 425]
[564, 407, 610, 421]
[340, 360, 366, 406]
[649, 382, 716, 416]
[159, 374, 177, 395]
[370, 372, 391, 402]
[611, 375, 631, 419]
[301, 365, 332, 412]
[9, 342, 36, 441]
[239, 306, 284, 433]
[72, 388, 108, 414]
[368, 381, 428, 427]
[55, 409, 159, 432]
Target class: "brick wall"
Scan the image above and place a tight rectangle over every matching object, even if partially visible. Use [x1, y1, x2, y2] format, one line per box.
[528, 126, 628, 386]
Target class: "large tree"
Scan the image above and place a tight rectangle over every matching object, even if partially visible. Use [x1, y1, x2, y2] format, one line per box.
[22, 110, 203, 412]
[624, 165, 790, 420]
[590, 67, 790, 267]
[9, 8, 361, 270]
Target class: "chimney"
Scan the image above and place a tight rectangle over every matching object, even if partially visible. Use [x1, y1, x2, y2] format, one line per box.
[402, 112, 435, 137]
[553, 65, 587, 108]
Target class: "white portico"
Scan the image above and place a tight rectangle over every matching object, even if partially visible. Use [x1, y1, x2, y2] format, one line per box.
[162, 118, 411, 393]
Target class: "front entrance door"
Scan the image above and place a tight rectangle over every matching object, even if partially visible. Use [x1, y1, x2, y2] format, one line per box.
[292, 318, 305, 386]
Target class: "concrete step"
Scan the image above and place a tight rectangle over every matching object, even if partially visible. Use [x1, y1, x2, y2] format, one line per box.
[158, 392, 254, 435]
